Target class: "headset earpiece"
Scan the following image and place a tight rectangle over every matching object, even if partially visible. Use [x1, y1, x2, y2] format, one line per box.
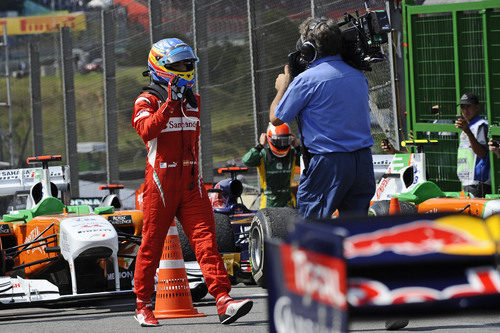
[298, 17, 327, 64]
[300, 41, 317, 63]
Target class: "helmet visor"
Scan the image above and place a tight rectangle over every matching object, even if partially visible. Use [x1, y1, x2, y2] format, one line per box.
[270, 135, 293, 150]
[157, 44, 199, 66]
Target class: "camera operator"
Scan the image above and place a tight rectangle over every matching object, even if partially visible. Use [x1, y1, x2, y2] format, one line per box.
[269, 17, 375, 219]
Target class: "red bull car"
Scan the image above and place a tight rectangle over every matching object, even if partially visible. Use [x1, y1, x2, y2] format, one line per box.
[345, 213, 500, 311]
[263, 209, 500, 331]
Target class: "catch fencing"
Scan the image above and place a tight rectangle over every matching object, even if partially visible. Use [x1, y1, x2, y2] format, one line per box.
[0, 0, 398, 198]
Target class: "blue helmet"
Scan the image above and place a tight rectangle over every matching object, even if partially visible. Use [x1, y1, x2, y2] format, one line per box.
[147, 38, 198, 88]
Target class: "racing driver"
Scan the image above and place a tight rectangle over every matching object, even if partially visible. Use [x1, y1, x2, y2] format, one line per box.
[131, 38, 253, 327]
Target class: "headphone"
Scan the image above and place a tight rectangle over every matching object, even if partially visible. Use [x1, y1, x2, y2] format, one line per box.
[299, 18, 327, 63]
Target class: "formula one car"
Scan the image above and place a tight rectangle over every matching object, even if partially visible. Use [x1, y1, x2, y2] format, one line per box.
[265, 212, 500, 331]
[172, 166, 257, 286]
[133, 166, 258, 297]
[369, 147, 500, 217]
[0, 155, 144, 306]
[135, 165, 298, 289]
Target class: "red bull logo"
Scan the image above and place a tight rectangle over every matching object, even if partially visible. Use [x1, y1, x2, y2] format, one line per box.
[348, 267, 500, 306]
[281, 244, 347, 309]
[344, 221, 486, 258]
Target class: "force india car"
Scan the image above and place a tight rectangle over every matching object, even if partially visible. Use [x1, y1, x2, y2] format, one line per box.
[369, 148, 500, 217]
[0, 155, 146, 306]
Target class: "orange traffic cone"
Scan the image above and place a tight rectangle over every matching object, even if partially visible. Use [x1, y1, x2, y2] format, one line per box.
[389, 197, 401, 215]
[154, 220, 205, 319]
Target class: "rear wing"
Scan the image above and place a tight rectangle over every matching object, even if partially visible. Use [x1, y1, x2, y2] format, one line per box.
[0, 166, 70, 197]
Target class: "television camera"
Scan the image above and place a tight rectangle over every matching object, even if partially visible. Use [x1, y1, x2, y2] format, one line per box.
[288, 8, 391, 75]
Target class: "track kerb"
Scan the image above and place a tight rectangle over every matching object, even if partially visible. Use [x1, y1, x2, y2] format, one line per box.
[389, 197, 401, 215]
[153, 221, 205, 319]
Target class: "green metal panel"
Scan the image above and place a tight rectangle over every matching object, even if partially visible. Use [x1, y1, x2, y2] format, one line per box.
[404, 1, 415, 137]
[488, 11, 500, 126]
[403, 1, 500, 193]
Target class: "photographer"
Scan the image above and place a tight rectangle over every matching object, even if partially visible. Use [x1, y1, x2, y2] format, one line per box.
[269, 17, 375, 219]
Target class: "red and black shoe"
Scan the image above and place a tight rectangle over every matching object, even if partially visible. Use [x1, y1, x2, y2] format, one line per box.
[217, 295, 253, 325]
[134, 300, 160, 327]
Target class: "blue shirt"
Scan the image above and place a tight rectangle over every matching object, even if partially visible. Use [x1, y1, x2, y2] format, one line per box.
[275, 55, 374, 154]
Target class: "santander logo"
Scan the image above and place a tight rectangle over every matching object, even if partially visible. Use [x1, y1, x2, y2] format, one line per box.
[161, 117, 197, 132]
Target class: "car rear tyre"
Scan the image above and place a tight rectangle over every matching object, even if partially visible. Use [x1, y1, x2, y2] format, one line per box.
[176, 218, 196, 262]
[249, 207, 299, 288]
[214, 213, 236, 253]
[190, 282, 208, 302]
[176, 213, 236, 262]
[368, 200, 417, 216]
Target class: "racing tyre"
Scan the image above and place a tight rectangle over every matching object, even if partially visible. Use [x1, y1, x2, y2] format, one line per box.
[214, 213, 237, 253]
[190, 282, 208, 302]
[176, 214, 236, 262]
[176, 218, 196, 262]
[368, 200, 417, 216]
[249, 207, 299, 288]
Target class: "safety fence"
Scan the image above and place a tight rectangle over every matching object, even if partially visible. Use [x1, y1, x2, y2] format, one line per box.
[0, 0, 397, 197]
[404, 0, 500, 191]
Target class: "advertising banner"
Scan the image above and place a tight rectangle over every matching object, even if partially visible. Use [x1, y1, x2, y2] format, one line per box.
[267, 221, 348, 333]
[0, 12, 86, 35]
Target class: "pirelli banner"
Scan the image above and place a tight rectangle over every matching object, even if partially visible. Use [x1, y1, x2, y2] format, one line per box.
[0, 12, 86, 36]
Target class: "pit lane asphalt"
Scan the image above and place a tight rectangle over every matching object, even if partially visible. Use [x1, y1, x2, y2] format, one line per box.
[1, 285, 500, 332]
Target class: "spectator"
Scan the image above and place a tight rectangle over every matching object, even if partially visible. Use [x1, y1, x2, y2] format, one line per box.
[269, 17, 375, 218]
[455, 92, 490, 197]
[131, 38, 252, 327]
[242, 123, 300, 208]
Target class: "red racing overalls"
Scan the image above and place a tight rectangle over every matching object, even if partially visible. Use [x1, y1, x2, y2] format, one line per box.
[132, 90, 231, 302]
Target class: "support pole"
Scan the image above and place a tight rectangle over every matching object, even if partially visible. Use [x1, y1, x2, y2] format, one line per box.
[102, 10, 119, 184]
[192, 0, 214, 183]
[29, 36, 43, 156]
[149, 0, 161, 45]
[60, 27, 79, 197]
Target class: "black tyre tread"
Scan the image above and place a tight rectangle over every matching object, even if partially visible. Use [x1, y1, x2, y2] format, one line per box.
[250, 207, 299, 288]
[400, 201, 418, 214]
[214, 213, 237, 253]
[249, 218, 265, 288]
[176, 214, 236, 262]
[176, 218, 196, 261]
[368, 200, 417, 216]
[190, 283, 208, 302]
[368, 200, 390, 216]
[261, 207, 298, 239]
